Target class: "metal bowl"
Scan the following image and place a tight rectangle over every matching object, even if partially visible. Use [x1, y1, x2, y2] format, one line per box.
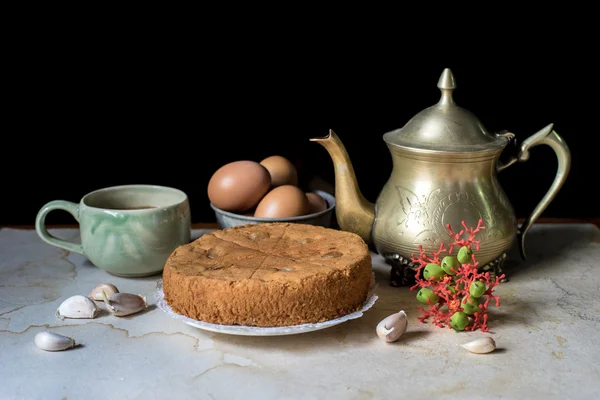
[210, 190, 336, 229]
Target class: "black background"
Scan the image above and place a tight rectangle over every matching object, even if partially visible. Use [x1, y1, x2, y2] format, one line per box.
[3, 30, 598, 226]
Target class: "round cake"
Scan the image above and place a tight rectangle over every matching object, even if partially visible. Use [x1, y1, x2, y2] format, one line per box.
[162, 222, 372, 327]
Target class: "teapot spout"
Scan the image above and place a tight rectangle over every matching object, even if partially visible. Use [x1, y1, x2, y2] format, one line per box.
[310, 129, 375, 244]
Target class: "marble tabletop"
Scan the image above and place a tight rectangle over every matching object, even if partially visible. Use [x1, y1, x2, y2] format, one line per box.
[1, 224, 599, 400]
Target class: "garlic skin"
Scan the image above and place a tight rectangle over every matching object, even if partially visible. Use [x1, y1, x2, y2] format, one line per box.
[56, 295, 100, 320]
[102, 291, 147, 317]
[89, 283, 119, 301]
[460, 337, 496, 354]
[35, 331, 77, 352]
[376, 310, 408, 343]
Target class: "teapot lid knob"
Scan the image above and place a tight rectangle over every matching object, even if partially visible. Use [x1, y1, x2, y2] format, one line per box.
[437, 68, 456, 106]
[382, 67, 507, 152]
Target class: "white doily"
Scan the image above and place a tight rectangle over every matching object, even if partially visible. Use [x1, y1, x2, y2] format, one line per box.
[155, 275, 378, 336]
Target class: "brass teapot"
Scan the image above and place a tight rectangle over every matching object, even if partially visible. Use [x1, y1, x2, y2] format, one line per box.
[311, 68, 570, 279]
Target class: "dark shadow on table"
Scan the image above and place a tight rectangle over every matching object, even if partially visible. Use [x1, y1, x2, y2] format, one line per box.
[501, 223, 600, 280]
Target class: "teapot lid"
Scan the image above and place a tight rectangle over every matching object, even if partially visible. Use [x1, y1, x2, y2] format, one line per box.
[383, 68, 507, 152]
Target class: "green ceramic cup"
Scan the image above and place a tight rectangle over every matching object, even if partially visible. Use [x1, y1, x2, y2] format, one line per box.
[35, 184, 191, 277]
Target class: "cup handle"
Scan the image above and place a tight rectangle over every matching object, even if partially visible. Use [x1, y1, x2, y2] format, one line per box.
[35, 200, 85, 255]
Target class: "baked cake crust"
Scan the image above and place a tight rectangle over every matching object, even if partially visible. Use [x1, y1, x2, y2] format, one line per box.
[162, 223, 372, 327]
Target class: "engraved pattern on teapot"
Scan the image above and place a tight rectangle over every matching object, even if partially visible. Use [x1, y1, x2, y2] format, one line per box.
[389, 185, 512, 246]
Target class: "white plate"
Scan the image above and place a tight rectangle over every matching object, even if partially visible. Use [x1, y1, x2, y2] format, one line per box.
[155, 277, 378, 336]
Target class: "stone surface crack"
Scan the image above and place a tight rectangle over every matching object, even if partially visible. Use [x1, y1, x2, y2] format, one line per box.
[549, 279, 600, 323]
[63, 251, 78, 281]
[192, 361, 260, 381]
[85, 322, 210, 344]
[1, 321, 216, 353]
[0, 323, 63, 334]
[548, 279, 574, 297]
[192, 364, 224, 380]
[0, 304, 30, 317]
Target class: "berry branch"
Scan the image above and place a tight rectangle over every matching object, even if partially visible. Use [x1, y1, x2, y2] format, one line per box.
[410, 219, 504, 332]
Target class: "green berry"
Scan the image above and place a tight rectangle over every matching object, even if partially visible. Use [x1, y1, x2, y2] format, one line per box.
[450, 311, 469, 331]
[416, 288, 439, 305]
[470, 281, 486, 298]
[461, 296, 480, 315]
[457, 246, 473, 264]
[441, 255, 460, 275]
[423, 263, 446, 281]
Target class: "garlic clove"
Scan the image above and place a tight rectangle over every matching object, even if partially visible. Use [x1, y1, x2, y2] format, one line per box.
[376, 310, 408, 343]
[89, 283, 119, 301]
[56, 295, 100, 320]
[460, 337, 496, 354]
[34, 331, 77, 352]
[101, 291, 147, 317]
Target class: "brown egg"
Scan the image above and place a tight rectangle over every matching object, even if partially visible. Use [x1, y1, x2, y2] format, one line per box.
[260, 155, 298, 188]
[207, 160, 271, 212]
[254, 185, 309, 218]
[306, 192, 328, 214]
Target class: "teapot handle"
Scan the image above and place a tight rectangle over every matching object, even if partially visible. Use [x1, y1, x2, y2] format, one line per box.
[497, 123, 571, 259]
